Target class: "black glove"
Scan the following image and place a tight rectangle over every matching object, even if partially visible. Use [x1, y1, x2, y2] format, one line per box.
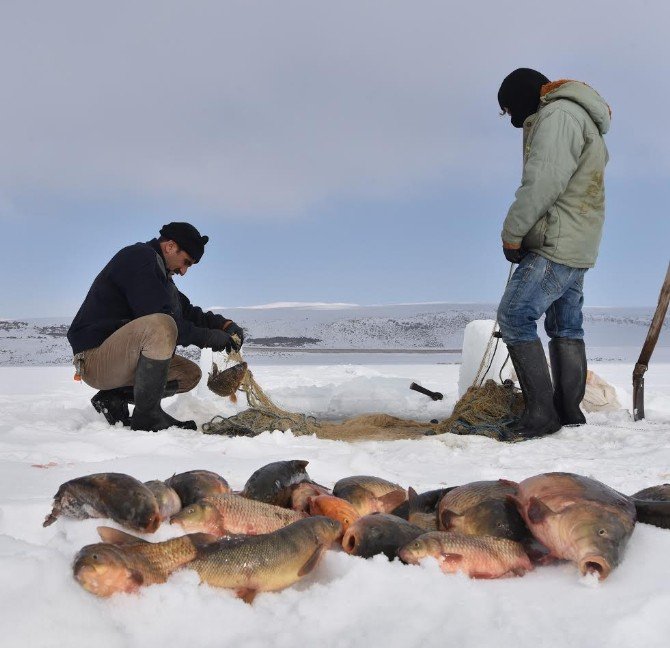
[503, 244, 527, 264]
[205, 329, 240, 353]
[223, 320, 245, 347]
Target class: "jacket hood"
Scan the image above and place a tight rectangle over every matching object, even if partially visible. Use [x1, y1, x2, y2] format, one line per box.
[540, 80, 611, 134]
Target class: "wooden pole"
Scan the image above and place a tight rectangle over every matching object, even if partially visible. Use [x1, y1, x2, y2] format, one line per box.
[633, 261, 670, 421]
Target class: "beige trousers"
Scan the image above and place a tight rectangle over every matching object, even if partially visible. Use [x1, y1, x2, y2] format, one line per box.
[76, 313, 201, 393]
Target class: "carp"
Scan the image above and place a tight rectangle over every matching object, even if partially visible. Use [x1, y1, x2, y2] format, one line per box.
[189, 516, 342, 603]
[170, 493, 306, 536]
[630, 484, 670, 501]
[398, 531, 533, 579]
[290, 481, 331, 513]
[144, 480, 182, 521]
[629, 484, 670, 529]
[391, 487, 456, 529]
[510, 472, 637, 579]
[437, 480, 530, 541]
[309, 495, 360, 535]
[164, 470, 231, 507]
[242, 460, 311, 506]
[73, 526, 216, 598]
[43, 473, 160, 533]
[332, 475, 407, 516]
[342, 513, 425, 560]
[207, 362, 247, 401]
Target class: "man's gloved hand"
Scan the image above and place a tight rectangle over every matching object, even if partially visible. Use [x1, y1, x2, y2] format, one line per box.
[502, 242, 527, 264]
[205, 329, 240, 353]
[222, 320, 245, 347]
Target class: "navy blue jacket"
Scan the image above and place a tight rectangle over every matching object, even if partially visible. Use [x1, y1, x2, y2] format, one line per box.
[67, 239, 225, 354]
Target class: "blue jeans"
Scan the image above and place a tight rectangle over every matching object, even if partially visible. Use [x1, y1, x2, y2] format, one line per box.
[497, 253, 587, 346]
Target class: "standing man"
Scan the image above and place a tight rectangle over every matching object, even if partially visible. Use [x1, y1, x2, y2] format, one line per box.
[67, 222, 245, 432]
[496, 68, 610, 439]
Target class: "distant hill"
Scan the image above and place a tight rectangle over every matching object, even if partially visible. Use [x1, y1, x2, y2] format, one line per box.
[1, 303, 667, 366]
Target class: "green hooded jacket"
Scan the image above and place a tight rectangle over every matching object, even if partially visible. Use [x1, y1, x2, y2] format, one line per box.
[501, 80, 610, 268]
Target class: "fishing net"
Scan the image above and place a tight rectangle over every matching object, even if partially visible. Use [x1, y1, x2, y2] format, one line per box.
[201, 325, 524, 442]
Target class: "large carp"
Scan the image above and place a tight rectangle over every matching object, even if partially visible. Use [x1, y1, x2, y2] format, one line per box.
[242, 460, 312, 506]
[44, 473, 160, 532]
[144, 480, 182, 521]
[398, 531, 533, 579]
[342, 513, 425, 560]
[509, 472, 637, 579]
[73, 526, 216, 597]
[189, 516, 342, 602]
[332, 475, 407, 516]
[164, 470, 231, 507]
[170, 493, 306, 536]
[629, 484, 670, 529]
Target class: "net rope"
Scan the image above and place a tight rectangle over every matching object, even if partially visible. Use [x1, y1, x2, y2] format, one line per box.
[202, 266, 524, 442]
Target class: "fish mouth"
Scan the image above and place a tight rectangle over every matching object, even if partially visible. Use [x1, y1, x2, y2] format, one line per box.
[342, 529, 358, 554]
[579, 555, 612, 580]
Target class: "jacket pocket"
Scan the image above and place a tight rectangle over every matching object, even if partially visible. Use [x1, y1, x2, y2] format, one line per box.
[522, 216, 548, 250]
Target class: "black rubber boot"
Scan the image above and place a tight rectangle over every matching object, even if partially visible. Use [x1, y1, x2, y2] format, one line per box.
[506, 340, 562, 440]
[549, 337, 587, 425]
[130, 356, 197, 432]
[91, 387, 133, 426]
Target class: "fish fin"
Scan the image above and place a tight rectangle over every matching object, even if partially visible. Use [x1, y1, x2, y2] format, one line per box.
[97, 526, 148, 545]
[498, 478, 519, 488]
[298, 546, 323, 577]
[129, 569, 145, 587]
[188, 533, 220, 548]
[469, 571, 497, 579]
[229, 393, 238, 404]
[236, 588, 257, 604]
[439, 553, 463, 566]
[506, 494, 525, 514]
[43, 510, 58, 527]
[379, 490, 408, 512]
[527, 497, 555, 524]
[408, 486, 418, 500]
[439, 508, 461, 531]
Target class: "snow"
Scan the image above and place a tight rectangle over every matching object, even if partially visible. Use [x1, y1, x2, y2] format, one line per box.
[1, 355, 669, 648]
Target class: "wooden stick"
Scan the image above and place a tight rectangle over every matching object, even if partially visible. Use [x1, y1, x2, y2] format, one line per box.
[633, 261, 670, 421]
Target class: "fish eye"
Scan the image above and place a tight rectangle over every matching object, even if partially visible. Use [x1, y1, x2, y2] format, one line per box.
[92, 554, 99, 561]
[598, 529, 607, 536]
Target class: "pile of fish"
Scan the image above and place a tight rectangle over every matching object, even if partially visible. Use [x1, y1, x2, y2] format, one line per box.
[42, 461, 670, 602]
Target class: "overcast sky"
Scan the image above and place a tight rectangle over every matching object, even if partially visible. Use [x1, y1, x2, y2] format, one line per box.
[1, 0, 668, 318]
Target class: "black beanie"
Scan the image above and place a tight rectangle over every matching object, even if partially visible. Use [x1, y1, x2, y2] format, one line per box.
[159, 222, 209, 263]
[497, 68, 550, 128]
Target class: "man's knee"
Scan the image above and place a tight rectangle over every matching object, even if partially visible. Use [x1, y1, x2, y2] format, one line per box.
[180, 363, 202, 392]
[139, 313, 178, 359]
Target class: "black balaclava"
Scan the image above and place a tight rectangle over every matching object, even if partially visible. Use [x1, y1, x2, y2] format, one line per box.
[497, 68, 550, 128]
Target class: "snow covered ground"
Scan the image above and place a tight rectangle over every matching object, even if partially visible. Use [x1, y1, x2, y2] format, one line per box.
[1, 355, 669, 648]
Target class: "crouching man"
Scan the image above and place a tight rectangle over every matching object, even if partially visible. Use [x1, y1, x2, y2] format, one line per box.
[67, 222, 245, 431]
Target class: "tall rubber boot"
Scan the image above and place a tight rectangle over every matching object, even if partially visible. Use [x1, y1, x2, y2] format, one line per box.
[549, 338, 587, 425]
[130, 355, 197, 431]
[91, 387, 133, 427]
[92, 379, 182, 427]
[506, 340, 562, 439]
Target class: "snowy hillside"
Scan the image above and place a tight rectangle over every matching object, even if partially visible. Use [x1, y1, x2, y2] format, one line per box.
[1, 303, 668, 366]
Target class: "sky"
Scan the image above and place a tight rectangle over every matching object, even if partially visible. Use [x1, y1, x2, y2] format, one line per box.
[1, 0, 669, 318]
